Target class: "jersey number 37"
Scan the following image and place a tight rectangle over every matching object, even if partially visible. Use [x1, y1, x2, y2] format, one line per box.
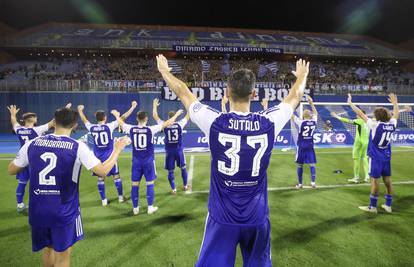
[218, 133, 268, 177]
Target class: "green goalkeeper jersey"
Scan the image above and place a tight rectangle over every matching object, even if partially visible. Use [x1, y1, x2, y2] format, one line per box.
[338, 117, 369, 144]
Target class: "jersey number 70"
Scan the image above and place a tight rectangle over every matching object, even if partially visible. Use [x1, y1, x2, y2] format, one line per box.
[218, 133, 268, 177]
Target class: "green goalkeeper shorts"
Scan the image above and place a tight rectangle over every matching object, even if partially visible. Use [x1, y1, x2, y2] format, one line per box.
[352, 141, 368, 159]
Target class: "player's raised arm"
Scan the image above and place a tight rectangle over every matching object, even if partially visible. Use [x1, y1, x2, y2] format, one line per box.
[161, 109, 184, 129]
[347, 94, 368, 122]
[77, 105, 90, 125]
[260, 98, 269, 110]
[7, 105, 20, 129]
[331, 112, 352, 123]
[307, 96, 318, 116]
[152, 98, 162, 122]
[389, 93, 399, 120]
[91, 136, 130, 177]
[157, 55, 197, 111]
[221, 95, 228, 113]
[121, 101, 138, 120]
[111, 109, 124, 127]
[282, 59, 310, 108]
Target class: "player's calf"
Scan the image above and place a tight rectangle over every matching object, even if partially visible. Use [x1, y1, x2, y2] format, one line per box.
[131, 181, 140, 215]
[112, 174, 124, 202]
[167, 170, 177, 194]
[146, 181, 158, 214]
[296, 164, 303, 188]
[97, 177, 107, 206]
[310, 164, 316, 188]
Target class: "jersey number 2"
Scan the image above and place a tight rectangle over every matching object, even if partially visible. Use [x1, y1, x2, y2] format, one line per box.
[39, 152, 57, 185]
[218, 133, 268, 177]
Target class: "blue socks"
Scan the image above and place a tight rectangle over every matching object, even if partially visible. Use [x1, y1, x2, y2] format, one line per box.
[310, 165, 316, 183]
[131, 185, 139, 208]
[113, 178, 123, 197]
[147, 184, 155, 206]
[168, 170, 176, 190]
[385, 194, 393, 207]
[297, 165, 303, 185]
[181, 167, 188, 187]
[370, 194, 378, 208]
[97, 178, 106, 200]
[16, 181, 27, 204]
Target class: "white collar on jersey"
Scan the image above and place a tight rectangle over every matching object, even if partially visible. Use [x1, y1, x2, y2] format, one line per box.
[229, 111, 251, 116]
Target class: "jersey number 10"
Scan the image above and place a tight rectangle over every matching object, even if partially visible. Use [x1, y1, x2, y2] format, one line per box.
[218, 133, 268, 177]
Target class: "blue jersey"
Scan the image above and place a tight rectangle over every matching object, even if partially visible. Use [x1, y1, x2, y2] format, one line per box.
[85, 121, 118, 156]
[367, 118, 397, 161]
[13, 134, 100, 227]
[13, 123, 49, 147]
[122, 123, 162, 162]
[294, 115, 317, 149]
[190, 102, 293, 226]
[159, 119, 188, 151]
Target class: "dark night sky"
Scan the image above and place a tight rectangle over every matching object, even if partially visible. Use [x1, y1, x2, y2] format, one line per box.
[0, 0, 413, 44]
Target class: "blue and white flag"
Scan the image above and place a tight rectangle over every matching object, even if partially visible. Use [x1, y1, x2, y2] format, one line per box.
[168, 60, 183, 74]
[258, 64, 268, 78]
[355, 67, 370, 78]
[265, 62, 279, 75]
[201, 60, 210, 73]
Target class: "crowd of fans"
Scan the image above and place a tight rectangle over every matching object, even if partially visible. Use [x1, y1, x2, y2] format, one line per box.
[0, 55, 413, 93]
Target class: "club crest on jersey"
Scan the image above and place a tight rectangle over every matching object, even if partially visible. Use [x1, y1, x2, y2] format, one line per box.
[192, 103, 203, 113]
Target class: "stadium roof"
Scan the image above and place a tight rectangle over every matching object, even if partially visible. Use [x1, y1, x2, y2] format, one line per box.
[1, 23, 413, 60]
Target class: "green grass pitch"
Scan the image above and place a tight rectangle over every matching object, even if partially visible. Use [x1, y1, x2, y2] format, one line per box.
[1, 147, 414, 266]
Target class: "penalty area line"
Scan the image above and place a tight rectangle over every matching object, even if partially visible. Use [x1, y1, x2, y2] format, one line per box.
[189, 180, 414, 194]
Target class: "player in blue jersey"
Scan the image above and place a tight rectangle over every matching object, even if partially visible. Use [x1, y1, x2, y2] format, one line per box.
[8, 106, 130, 267]
[348, 93, 399, 214]
[112, 108, 184, 215]
[153, 98, 191, 193]
[157, 54, 309, 266]
[7, 104, 57, 212]
[292, 96, 318, 188]
[77, 101, 137, 206]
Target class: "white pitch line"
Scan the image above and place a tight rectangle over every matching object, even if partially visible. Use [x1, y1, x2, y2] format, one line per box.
[185, 155, 195, 194]
[189, 180, 414, 194]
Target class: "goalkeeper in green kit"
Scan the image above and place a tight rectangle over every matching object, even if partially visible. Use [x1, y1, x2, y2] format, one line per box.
[331, 111, 370, 183]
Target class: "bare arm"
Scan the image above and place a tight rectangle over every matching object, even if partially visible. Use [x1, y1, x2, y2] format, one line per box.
[307, 96, 318, 116]
[221, 95, 228, 113]
[347, 94, 369, 122]
[389, 93, 399, 120]
[184, 112, 190, 121]
[261, 98, 269, 110]
[160, 109, 184, 129]
[8, 161, 22, 175]
[121, 101, 137, 120]
[282, 59, 310, 109]
[91, 136, 130, 177]
[157, 55, 197, 111]
[77, 105, 90, 124]
[152, 98, 162, 122]
[111, 110, 124, 127]
[7, 105, 20, 128]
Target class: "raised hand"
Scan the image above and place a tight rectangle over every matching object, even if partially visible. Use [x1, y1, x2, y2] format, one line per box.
[260, 98, 269, 110]
[153, 98, 160, 107]
[7, 105, 20, 115]
[131, 101, 138, 108]
[156, 54, 172, 74]
[347, 94, 352, 104]
[222, 95, 228, 105]
[388, 93, 398, 105]
[307, 96, 314, 104]
[77, 105, 84, 111]
[175, 109, 184, 116]
[291, 59, 310, 79]
[404, 105, 412, 112]
[65, 103, 72, 109]
[111, 109, 120, 118]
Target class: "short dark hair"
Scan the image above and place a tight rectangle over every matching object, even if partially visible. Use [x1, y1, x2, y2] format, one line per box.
[137, 111, 148, 122]
[168, 111, 176, 118]
[55, 108, 78, 128]
[227, 68, 256, 102]
[95, 110, 106, 122]
[374, 107, 391, 122]
[22, 112, 37, 124]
